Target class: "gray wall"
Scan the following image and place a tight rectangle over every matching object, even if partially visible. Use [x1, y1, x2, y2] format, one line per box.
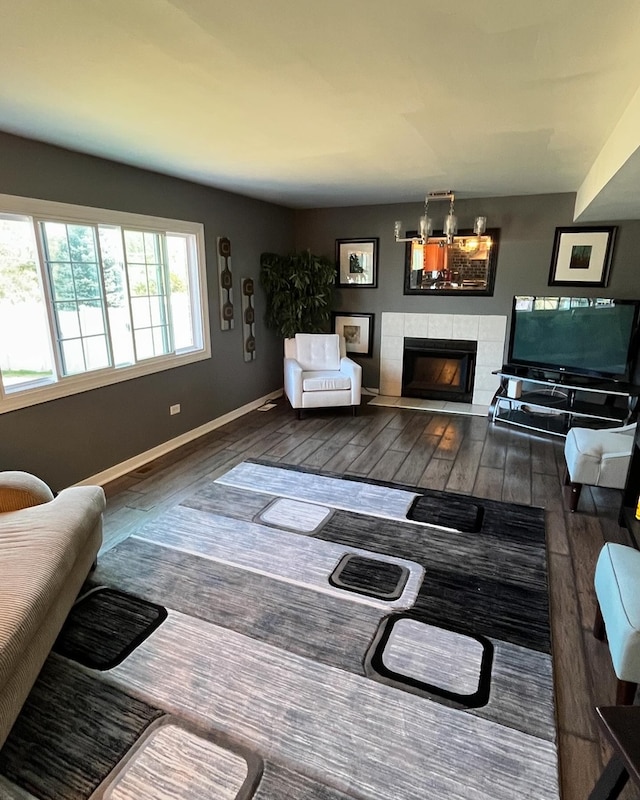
[4, 131, 640, 489]
[0, 132, 294, 489]
[295, 194, 640, 388]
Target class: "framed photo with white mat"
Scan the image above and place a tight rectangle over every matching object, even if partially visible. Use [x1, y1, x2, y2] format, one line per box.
[335, 238, 378, 287]
[332, 312, 374, 357]
[548, 226, 617, 287]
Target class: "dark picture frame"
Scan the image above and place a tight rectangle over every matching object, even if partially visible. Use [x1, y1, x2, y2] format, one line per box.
[403, 229, 500, 296]
[548, 226, 617, 287]
[332, 312, 374, 357]
[336, 238, 378, 288]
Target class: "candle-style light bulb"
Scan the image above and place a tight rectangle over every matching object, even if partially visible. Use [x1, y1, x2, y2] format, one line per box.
[443, 197, 458, 244]
[419, 215, 433, 241]
[474, 215, 487, 236]
[394, 220, 402, 240]
[443, 211, 458, 243]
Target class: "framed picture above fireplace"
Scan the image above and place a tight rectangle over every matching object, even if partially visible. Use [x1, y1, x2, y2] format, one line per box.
[332, 312, 374, 357]
[403, 229, 499, 296]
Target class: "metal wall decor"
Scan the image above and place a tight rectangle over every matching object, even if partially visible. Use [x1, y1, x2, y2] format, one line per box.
[217, 236, 234, 330]
[241, 277, 256, 361]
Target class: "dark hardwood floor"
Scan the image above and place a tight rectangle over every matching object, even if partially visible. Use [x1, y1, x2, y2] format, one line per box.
[102, 396, 640, 800]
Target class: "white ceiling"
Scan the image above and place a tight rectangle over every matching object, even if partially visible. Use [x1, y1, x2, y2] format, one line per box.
[1, 0, 640, 218]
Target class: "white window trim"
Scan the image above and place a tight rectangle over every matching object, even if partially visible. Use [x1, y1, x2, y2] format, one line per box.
[0, 194, 211, 414]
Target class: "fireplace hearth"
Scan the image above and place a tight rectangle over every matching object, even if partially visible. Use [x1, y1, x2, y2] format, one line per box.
[402, 338, 477, 403]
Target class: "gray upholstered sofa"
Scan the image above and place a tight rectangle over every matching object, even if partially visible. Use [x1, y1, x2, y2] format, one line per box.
[0, 471, 105, 749]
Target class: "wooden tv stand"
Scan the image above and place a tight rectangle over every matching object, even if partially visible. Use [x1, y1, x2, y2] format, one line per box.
[491, 367, 640, 437]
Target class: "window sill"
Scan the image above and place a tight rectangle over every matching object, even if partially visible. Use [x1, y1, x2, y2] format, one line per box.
[0, 347, 211, 414]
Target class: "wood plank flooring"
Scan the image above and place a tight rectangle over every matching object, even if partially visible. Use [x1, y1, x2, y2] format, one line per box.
[101, 397, 640, 800]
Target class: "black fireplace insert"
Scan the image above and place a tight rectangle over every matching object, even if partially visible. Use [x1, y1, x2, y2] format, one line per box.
[402, 338, 477, 403]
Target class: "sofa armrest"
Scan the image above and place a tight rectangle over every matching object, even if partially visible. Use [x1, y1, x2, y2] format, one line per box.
[340, 357, 362, 405]
[0, 471, 55, 513]
[284, 357, 304, 408]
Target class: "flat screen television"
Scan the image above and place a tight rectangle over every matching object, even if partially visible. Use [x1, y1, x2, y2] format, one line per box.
[507, 296, 640, 383]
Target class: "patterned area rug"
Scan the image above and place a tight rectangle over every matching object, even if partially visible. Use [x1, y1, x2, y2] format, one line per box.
[0, 657, 164, 800]
[0, 460, 559, 800]
[53, 587, 167, 670]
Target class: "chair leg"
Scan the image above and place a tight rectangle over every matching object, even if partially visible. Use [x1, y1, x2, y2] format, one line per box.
[351, 405, 357, 417]
[569, 481, 582, 512]
[296, 408, 302, 420]
[616, 679, 637, 705]
[593, 601, 607, 642]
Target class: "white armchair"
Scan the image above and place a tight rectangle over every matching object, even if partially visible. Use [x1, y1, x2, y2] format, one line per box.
[564, 422, 636, 512]
[284, 333, 362, 418]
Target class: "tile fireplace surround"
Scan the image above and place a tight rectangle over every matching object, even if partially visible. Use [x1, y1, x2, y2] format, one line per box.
[379, 312, 507, 410]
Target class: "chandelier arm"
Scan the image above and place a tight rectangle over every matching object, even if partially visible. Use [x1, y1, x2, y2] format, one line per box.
[394, 190, 487, 247]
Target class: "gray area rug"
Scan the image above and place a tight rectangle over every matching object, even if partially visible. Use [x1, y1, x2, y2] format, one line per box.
[53, 587, 167, 670]
[0, 461, 559, 800]
[0, 656, 163, 800]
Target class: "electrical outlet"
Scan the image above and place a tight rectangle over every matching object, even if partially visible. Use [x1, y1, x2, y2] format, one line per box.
[169, 404, 181, 415]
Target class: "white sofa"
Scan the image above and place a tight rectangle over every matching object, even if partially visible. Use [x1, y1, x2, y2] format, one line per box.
[284, 333, 362, 417]
[0, 471, 105, 749]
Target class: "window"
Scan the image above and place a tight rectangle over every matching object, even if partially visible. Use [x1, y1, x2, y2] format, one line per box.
[0, 195, 209, 413]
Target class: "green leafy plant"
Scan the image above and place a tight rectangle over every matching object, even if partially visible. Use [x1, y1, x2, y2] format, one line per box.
[260, 250, 335, 339]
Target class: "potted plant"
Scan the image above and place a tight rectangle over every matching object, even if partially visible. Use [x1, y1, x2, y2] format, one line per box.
[260, 249, 335, 339]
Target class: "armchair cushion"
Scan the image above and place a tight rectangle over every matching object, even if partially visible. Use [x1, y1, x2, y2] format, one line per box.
[302, 371, 352, 392]
[294, 334, 341, 371]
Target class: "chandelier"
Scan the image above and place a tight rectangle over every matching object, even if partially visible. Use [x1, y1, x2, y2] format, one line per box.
[394, 191, 487, 246]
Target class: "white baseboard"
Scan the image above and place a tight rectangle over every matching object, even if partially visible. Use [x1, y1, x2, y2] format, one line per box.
[75, 389, 283, 487]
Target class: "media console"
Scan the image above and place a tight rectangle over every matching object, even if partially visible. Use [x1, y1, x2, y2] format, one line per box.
[491, 367, 640, 437]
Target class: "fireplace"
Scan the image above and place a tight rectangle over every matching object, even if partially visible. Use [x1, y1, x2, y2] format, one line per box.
[402, 338, 477, 403]
[379, 313, 507, 407]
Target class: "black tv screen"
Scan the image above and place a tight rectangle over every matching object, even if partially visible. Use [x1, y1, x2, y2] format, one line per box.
[508, 296, 640, 382]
